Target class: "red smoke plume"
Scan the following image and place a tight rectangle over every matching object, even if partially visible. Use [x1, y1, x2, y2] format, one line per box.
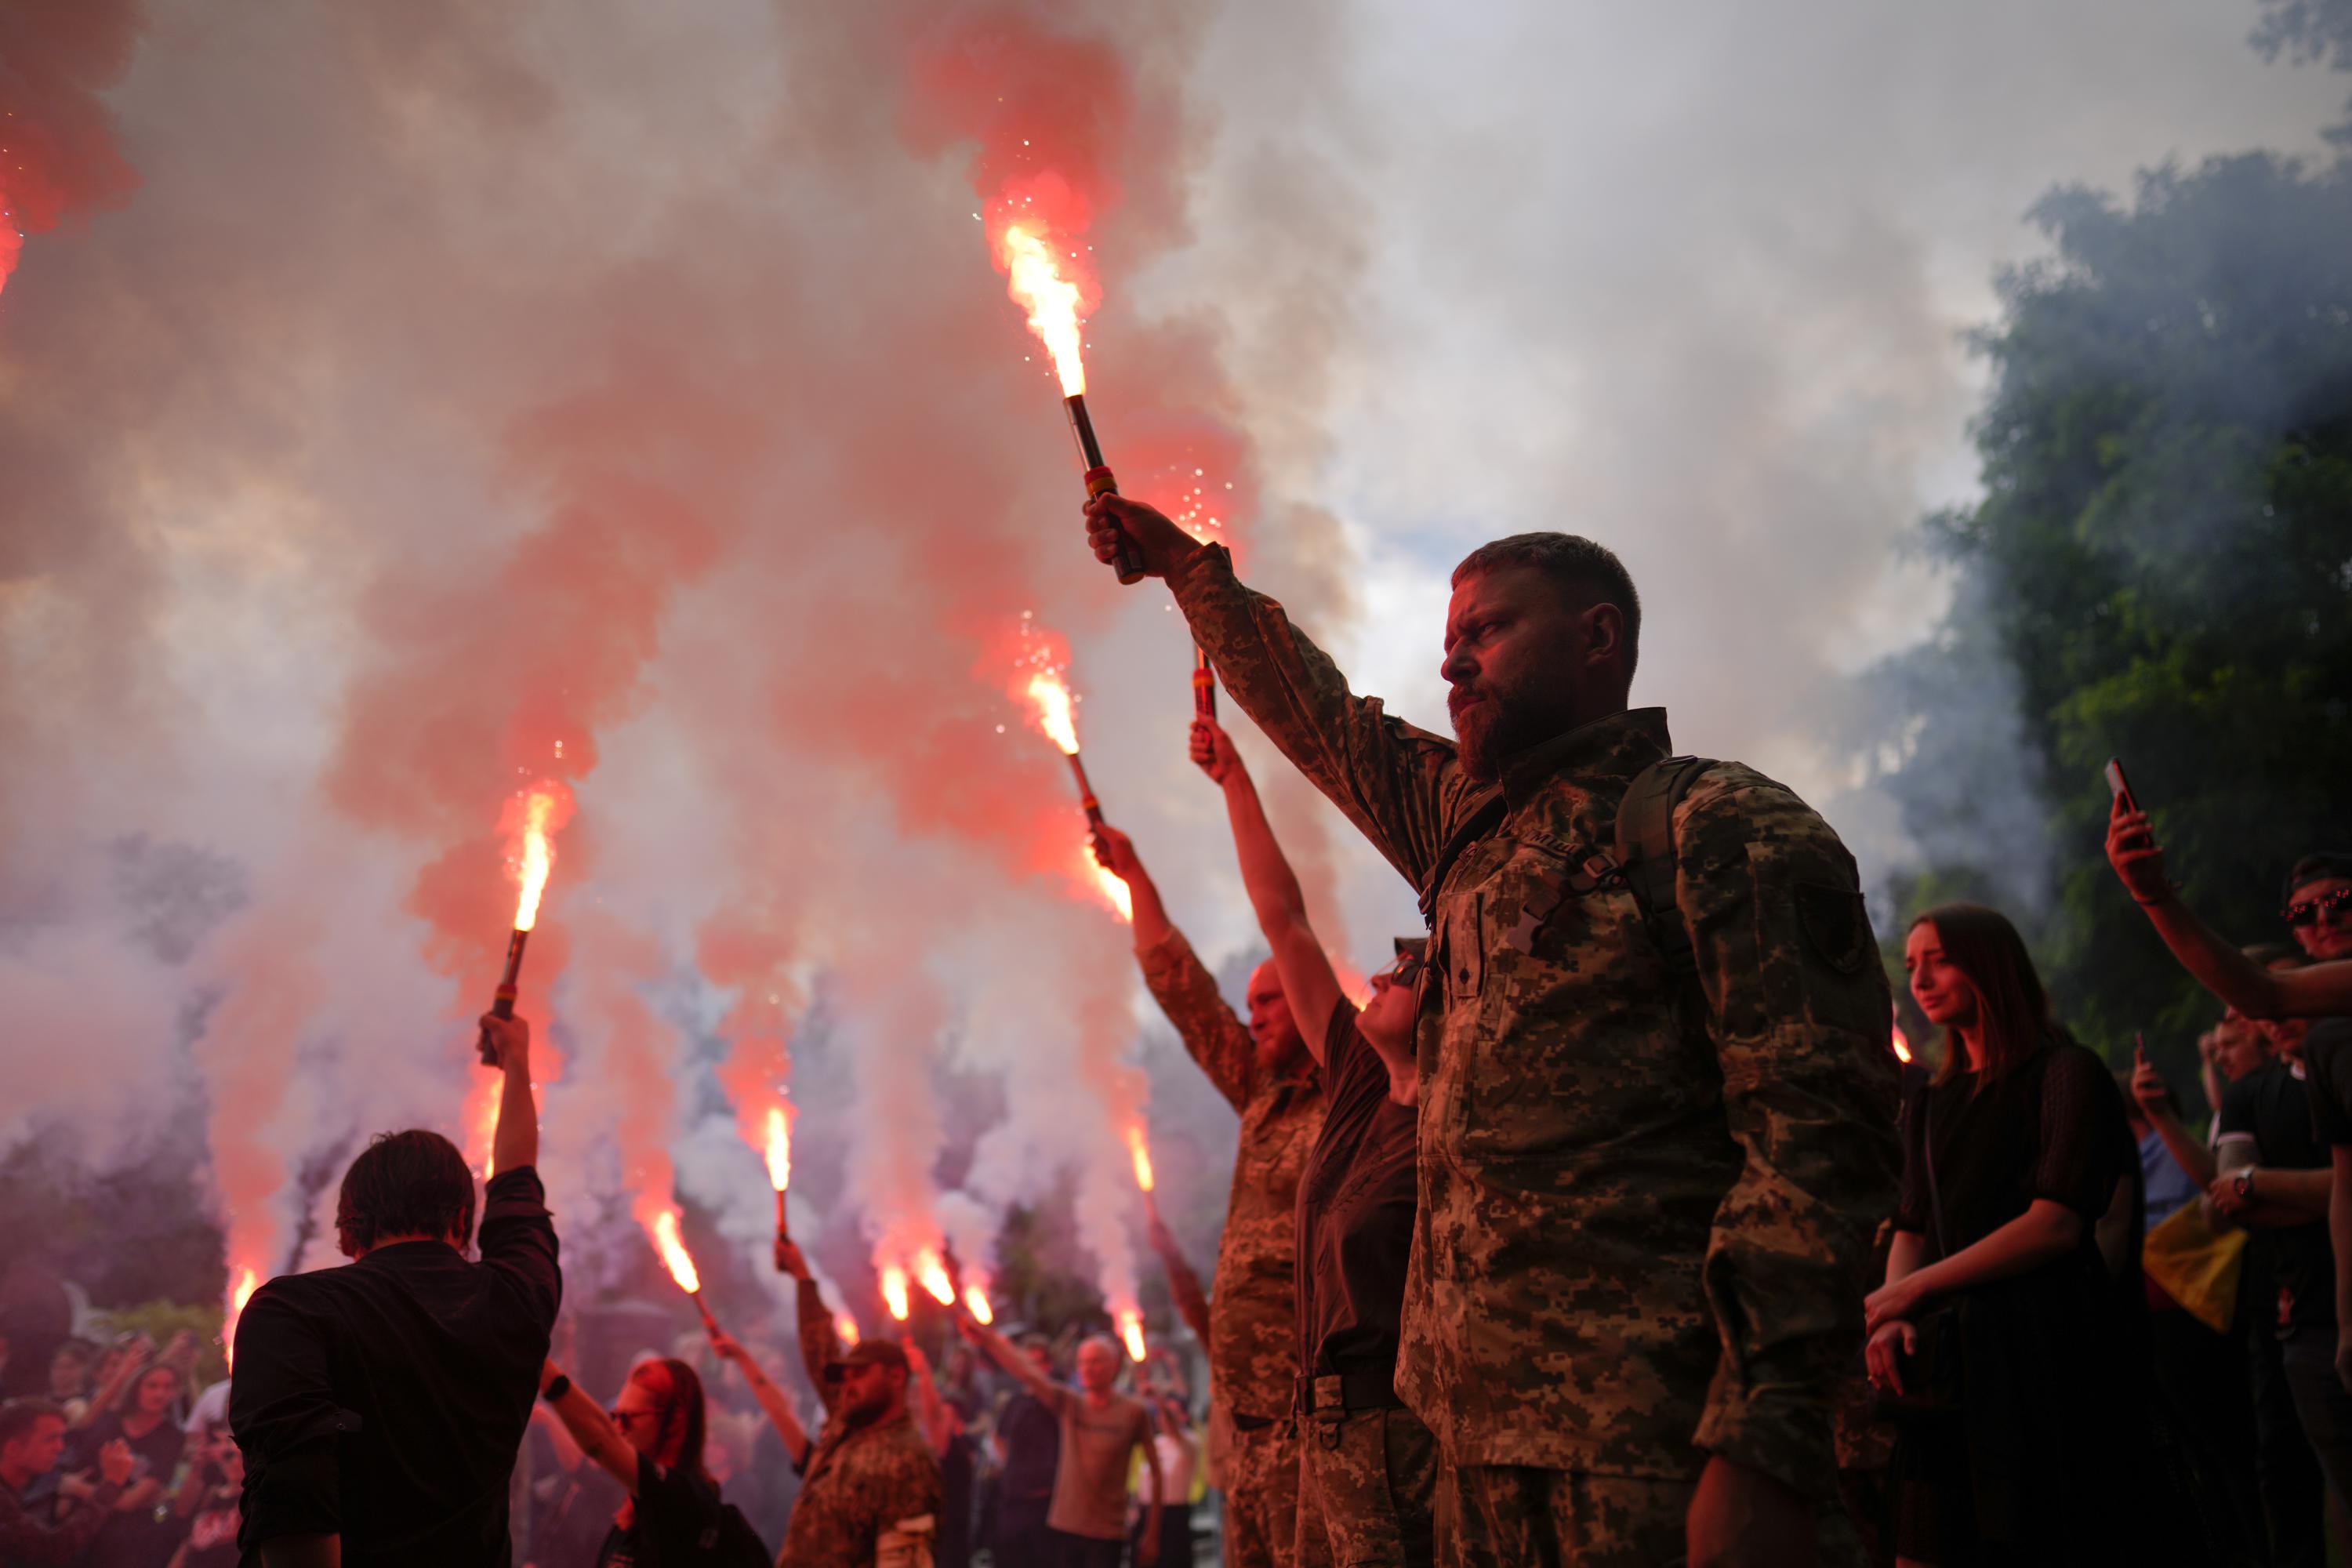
[0, 1, 144, 300]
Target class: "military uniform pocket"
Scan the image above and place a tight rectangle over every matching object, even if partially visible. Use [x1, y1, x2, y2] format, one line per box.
[1441, 893, 1484, 1002]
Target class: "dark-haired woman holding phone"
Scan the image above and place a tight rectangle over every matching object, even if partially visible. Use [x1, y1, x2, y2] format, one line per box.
[1864, 903, 2148, 1566]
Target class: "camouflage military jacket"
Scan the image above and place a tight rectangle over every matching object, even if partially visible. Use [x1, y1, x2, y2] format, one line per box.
[775, 1408, 942, 1568]
[1139, 927, 1327, 1421]
[779, 1281, 945, 1567]
[1170, 543, 1899, 1500]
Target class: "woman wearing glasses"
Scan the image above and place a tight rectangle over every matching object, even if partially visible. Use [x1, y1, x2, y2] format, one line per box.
[539, 1356, 738, 1566]
[1191, 715, 1437, 1568]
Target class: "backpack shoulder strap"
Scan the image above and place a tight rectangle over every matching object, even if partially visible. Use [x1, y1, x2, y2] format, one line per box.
[1418, 786, 1508, 929]
[1612, 755, 1719, 984]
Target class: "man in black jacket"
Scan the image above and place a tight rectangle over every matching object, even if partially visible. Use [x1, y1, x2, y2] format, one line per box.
[231, 1013, 561, 1566]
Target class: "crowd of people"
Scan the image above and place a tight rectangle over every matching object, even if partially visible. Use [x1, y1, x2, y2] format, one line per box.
[2, 498, 2347, 1567]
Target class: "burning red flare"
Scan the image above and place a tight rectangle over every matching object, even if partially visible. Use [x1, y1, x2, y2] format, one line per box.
[964, 1284, 994, 1325]
[506, 785, 568, 931]
[1082, 840, 1134, 924]
[880, 1265, 911, 1323]
[996, 220, 1089, 397]
[223, 1268, 260, 1367]
[1116, 1308, 1146, 1363]
[1891, 1001, 1913, 1065]
[834, 1312, 861, 1347]
[917, 1252, 956, 1308]
[1025, 670, 1083, 757]
[1124, 1126, 1155, 1192]
[649, 1210, 702, 1295]
[763, 1105, 792, 1192]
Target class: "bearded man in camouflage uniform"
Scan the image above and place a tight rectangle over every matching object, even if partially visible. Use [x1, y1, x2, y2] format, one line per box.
[775, 1241, 943, 1567]
[1097, 824, 1329, 1568]
[1082, 498, 1900, 1568]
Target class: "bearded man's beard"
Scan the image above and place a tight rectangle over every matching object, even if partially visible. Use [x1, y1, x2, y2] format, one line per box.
[1452, 685, 1565, 782]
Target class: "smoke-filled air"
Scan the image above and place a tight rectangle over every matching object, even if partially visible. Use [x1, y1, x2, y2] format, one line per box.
[5, 1, 2351, 1558]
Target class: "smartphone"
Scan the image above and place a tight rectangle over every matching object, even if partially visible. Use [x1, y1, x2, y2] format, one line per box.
[2103, 758, 2137, 813]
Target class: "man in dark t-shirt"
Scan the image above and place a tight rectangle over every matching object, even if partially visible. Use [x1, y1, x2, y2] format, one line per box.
[2216, 986, 2352, 1531]
[989, 1338, 1062, 1562]
[233, 1014, 561, 1567]
[1293, 949, 1436, 1568]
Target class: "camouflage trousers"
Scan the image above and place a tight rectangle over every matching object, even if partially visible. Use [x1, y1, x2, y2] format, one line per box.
[1436, 1464, 1694, 1568]
[1295, 1406, 1438, 1567]
[1227, 1414, 1326, 1568]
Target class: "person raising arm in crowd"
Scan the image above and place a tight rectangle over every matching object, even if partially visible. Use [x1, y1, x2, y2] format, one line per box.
[1094, 810, 1323, 1568]
[1185, 713, 1439, 1566]
[956, 1307, 1161, 1568]
[770, 1240, 942, 1568]
[230, 1011, 561, 1568]
[2109, 808, 2352, 1019]
[1081, 490, 1898, 1568]
[537, 1354, 743, 1566]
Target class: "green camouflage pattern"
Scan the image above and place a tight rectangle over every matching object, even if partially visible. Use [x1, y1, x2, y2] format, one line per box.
[779, 1279, 944, 1568]
[774, 1409, 942, 1568]
[1297, 1406, 1439, 1567]
[1438, 1465, 1694, 1568]
[1225, 1415, 1326, 1568]
[1168, 543, 1900, 1502]
[1138, 927, 1326, 1425]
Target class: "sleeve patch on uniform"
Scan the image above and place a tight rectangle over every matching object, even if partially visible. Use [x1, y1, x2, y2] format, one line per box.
[1795, 882, 1871, 975]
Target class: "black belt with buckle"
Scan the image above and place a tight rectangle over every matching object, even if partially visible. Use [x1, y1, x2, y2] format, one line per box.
[1296, 1370, 1403, 1422]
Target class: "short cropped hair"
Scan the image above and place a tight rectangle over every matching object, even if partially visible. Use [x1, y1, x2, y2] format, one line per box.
[1451, 533, 1642, 677]
[0, 1398, 64, 1449]
[336, 1130, 476, 1255]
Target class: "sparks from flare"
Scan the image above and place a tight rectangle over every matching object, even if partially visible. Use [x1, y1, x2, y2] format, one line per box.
[964, 1284, 994, 1325]
[1124, 1126, 1155, 1192]
[1117, 1308, 1146, 1363]
[649, 1210, 702, 1295]
[996, 220, 1087, 396]
[880, 1265, 911, 1323]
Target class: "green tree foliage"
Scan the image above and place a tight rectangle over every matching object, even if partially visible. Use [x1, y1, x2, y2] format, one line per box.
[1871, 152, 2352, 1079]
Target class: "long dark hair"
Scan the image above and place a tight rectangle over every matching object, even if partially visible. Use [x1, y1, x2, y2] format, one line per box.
[626, 1358, 708, 1479]
[1910, 903, 2057, 1090]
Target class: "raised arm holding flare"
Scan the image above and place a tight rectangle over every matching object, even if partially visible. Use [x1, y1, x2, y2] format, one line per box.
[772, 1240, 942, 1568]
[708, 1328, 811, 1471]
[1082, 492, 1900, 1567]
[1093, 818, 1323, 1568]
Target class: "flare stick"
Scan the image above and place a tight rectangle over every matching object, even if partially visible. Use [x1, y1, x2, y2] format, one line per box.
[477, 928, 529, 1065]
[1065, 751, 1108, 833]
[1065, 393, 1145, 585]
[1192, 645, 1217, 720]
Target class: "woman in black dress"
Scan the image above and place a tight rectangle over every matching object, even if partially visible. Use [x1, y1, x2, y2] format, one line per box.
[1864, 902, 2147, 1567]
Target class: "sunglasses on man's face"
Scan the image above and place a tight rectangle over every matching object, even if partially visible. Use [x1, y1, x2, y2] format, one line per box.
[609, 1408, 652, 1432]
[2285, 887, 2352, 927]
[1380, 951, 1427, 989]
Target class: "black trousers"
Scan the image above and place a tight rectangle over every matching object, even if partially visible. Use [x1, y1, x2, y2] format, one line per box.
[2250, 1319, 2327, 1568]
[2150, 1304, 2269, 1566]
